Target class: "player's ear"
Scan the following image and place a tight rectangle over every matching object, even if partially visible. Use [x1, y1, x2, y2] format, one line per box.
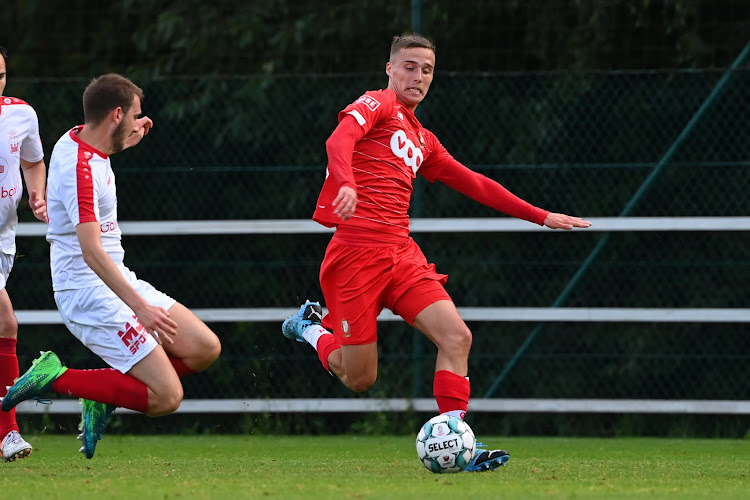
[112, 106, 123, 124]
[385, 61, 392, 78]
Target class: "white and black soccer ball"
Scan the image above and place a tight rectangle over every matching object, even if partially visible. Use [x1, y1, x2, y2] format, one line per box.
[416, 414, 476, 473]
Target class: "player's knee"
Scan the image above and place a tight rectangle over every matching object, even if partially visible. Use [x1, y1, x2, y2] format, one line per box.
[148, 386, 184, 416]
[0, 311, 18, 339]
[443, 325, 472, 356]
[347, 372, 377, 393]
[457, 325, 472, 353]
[191, 334, 221, 371]
[204, 334, 221, 364]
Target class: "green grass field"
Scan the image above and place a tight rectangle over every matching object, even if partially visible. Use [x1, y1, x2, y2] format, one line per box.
[1, 434, 747, 499]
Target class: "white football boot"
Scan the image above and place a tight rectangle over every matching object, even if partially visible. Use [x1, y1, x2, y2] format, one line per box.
[2, 430, 32, 462]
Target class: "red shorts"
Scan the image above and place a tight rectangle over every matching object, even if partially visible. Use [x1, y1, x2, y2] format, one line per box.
[319, 237, 450, 346]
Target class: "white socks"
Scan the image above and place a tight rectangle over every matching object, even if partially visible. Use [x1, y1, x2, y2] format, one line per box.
[301, 324, 331, 351]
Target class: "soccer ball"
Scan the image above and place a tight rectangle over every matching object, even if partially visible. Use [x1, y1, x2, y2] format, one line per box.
[416, 414, 476, 473]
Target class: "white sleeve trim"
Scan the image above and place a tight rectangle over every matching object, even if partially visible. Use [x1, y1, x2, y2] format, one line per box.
[347, 110, 366, 126]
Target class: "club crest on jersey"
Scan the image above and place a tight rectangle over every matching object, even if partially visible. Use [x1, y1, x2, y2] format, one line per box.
[355, 94, 381, 112]
[342, 319, 350, 337]
[8, 129, 19, 154]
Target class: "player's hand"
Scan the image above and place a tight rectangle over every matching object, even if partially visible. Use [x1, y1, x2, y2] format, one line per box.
[28, 189, 48, 223]
[123, 116, 154, 150]
[332, 185, 357, 221]
[134, 304, 178, 345]
[543, 213, 592, 230]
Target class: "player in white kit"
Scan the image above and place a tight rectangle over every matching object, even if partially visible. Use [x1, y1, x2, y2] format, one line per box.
[1, 74, 221, 459]
[0, 46, 49, 463]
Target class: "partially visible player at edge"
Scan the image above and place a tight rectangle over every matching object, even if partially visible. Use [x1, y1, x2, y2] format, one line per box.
[0, 45, 49, 463]
[282, 33, 591, 472]
[1, 73, 221, 459]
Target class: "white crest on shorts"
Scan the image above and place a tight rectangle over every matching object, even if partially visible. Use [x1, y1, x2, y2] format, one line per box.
[342, 319, 350, 337]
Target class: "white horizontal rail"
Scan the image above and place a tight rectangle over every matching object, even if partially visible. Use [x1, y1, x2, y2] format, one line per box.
[15, 398, 750, 415]
[15, 307, 750, 324]
[16, 216, 750, 236]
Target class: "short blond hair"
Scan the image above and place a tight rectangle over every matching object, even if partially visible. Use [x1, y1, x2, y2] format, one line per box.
[389, 34, 435, 61]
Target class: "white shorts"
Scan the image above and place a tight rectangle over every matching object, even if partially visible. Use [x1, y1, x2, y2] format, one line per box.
[0, 253, 14, 290]
[55, 265, 176, 373]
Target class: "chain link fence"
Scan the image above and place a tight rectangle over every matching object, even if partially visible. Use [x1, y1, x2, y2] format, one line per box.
[8, 67, 750, 435]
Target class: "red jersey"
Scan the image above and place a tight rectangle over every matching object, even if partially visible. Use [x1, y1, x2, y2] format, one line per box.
[313, 88, 548, 242]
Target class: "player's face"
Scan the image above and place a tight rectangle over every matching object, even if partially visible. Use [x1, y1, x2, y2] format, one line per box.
[386, 47, 435, 112]
[0, 54, 6, 96]
[112, 94, 142, 153]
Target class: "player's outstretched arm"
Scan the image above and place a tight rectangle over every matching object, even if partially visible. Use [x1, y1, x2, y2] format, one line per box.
[543, 212, 592, 230]
[123, 116, 153, 150]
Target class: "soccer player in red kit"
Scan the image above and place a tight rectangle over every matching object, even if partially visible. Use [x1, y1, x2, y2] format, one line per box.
[282, 33, 591, 472]
[0, 46, 48, 462]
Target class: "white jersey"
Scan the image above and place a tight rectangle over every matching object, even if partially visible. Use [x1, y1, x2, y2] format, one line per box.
[46, 126, 125, 291]
[0, 97, 44, 255]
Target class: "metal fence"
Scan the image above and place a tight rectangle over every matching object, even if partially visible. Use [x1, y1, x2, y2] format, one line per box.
[7, 64, 750, 433]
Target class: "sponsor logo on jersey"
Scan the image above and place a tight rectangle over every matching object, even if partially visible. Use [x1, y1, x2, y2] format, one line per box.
[390, 130, 423, 174]
[0, 185, 18, 198]
[355, 94, 381, 112]
[101, 221, 118, 233]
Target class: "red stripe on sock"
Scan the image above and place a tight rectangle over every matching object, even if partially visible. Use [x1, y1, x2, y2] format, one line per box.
[0, 338, 19, 436]
[51, 368, 149, 413]
[433, 370, 470, 415]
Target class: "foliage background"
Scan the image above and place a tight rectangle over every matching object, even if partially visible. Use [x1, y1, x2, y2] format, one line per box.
[2, 1, 750, 437]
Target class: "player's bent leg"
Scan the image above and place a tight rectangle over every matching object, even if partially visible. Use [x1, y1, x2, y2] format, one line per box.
[335, 343, 378, 392]
[412, 300, 472, 374]
[161, 302, 221, 372]
[0, 289, 18, 340]
[126, 347, 183, 416]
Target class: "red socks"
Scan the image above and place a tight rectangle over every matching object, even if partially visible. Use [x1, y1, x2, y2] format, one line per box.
[433, 370, 470, 418]
[47, 356, 194, 414]
[0, 338, 19, 436]
[51, 368, 149, 414]
[316, 335, 340, 372]
[168, 356, 195, 378]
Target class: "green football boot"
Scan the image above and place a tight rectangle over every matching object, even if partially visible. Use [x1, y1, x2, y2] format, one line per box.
[78, 399, 116, 459]
[1, 351, 67, 412]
